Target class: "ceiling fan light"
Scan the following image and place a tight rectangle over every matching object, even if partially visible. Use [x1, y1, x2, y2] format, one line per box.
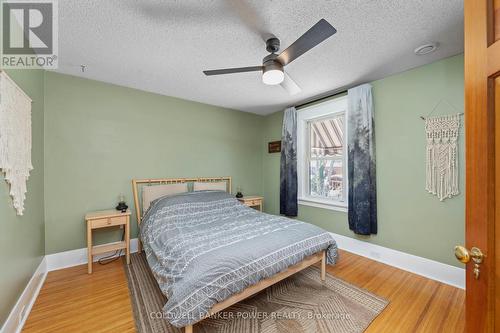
[262, 62, 284, 85]
[262, 69, 284, 85]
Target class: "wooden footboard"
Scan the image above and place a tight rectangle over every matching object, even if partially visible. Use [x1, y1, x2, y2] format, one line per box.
[184, 249, 327, 332]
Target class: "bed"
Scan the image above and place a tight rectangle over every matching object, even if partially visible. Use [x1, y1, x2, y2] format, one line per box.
[132, 177, 338, 333]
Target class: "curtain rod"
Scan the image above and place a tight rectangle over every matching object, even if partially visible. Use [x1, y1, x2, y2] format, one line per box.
[295, 88, 347, 109]
[294, 81, 375, 109]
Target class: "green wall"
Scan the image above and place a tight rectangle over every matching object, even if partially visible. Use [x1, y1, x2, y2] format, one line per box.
[261, 54, 465, 267]
[0, 70, 45, 324]
[43, 72, 264, 254]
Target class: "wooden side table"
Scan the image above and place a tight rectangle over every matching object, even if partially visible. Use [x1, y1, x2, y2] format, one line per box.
[85, 209, 131, 274]
[237, 196, 264, 211]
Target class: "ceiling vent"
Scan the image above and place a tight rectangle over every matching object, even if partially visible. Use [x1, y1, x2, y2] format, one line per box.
[414, 43, 439, 55]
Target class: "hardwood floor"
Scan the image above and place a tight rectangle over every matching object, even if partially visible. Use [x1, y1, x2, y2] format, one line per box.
[329, 251, 465, 333]
[22, 260, 135, 333]
[23, 250, 465, 332]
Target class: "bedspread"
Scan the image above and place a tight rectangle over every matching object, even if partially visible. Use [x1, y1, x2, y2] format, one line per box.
[140, 191, 338, 327]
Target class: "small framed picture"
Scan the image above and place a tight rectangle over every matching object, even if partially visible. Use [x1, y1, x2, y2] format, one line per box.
[268, 141, 281, 153]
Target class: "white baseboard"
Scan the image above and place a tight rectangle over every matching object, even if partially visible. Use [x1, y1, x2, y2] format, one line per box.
[45, 238, 139, 272]
[1, 257, 47, 333]
[330, 232, 465, 289]
[46, 234, 464, 289]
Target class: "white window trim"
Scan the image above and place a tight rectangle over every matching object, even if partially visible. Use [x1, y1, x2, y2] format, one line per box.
[297, 96, 348, 212]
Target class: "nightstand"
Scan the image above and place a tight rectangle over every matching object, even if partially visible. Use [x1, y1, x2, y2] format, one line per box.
[237, 196, 264, 211]
[85, 209, 131, 274]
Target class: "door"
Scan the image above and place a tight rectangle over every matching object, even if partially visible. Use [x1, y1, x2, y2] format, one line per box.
[460, 0, 500, 331]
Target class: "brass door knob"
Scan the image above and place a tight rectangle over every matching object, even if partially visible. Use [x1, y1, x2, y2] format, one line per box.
[454, 245, 470, 263]
[454, 245, 485, 279]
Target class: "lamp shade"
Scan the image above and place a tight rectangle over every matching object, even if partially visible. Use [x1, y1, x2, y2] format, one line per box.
[262, 62, 284, 85]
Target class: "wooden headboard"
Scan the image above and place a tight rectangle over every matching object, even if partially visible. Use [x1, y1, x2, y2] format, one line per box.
[131, 177, 232, 226]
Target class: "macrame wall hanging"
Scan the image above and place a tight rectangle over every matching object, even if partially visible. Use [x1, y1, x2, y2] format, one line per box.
[0, 71, 33, 215]
[424, 112, 461, 201]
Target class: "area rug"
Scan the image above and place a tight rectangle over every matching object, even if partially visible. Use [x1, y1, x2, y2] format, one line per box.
[124, 253, 388, 333]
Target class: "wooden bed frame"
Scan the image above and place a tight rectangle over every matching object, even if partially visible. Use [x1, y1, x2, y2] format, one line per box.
[131, 177, 327, 333]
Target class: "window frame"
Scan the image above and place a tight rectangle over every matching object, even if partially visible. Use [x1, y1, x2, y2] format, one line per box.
[297, 95, 348, 212]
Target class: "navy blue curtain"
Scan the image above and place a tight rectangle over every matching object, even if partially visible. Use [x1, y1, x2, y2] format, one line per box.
[280, 107, 298, 217]
[347, 84, 377, 235]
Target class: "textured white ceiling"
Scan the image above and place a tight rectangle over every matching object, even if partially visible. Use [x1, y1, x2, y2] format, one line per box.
[55, 0, 463, 115]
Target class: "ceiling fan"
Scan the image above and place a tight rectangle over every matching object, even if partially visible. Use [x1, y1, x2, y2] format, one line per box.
[203, 19, 337, 95]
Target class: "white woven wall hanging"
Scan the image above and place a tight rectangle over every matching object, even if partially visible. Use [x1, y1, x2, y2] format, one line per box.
[0, 71, 33, 215]
[425, 114, 460, 201]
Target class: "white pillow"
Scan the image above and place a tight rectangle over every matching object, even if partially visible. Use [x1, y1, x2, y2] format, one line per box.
[193, 181, 227, 192]
[142, 183, 188, 212]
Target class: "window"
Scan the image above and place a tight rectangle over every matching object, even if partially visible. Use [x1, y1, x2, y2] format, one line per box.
[297, 96, 348, 211]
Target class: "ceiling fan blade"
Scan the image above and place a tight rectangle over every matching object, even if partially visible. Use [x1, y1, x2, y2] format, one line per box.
[203, 66, 263, 76]
[280, 72, 301, 95]
[222, 0, 268, 41]
[277, 19, 337, 66]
